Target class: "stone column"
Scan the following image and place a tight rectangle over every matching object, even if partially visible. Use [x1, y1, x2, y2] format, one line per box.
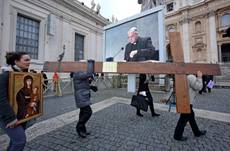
[127, 74, 136, 93]
[0, 0, 3, 67]
[0, 0, 10, 67]
[218, 44, 222, 63]
[208, 11, 218, 63]
[180, 17, 190, 62]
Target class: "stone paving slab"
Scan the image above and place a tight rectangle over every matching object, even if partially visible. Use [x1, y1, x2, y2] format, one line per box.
[22, 102, 230, 151]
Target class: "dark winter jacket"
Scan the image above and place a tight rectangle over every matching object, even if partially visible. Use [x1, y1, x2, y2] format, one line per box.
[72, 71, 93, 108]
[0, 71, 17, 125]
[124, 37, 156, 62]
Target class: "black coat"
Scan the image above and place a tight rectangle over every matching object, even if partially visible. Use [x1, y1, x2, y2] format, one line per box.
[124, 37, 156, 62]
[72, 71, 93, 108]
[16, 87, 31, 120]
[206, 75, 214, 82]
[0, 72, 17, 125]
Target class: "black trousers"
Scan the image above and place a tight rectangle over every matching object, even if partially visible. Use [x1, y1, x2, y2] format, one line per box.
[77, 105, 92, 132]
[136, 74, 156, 115]
[174, 105, 201, 139]
[199, 75, 207, 94]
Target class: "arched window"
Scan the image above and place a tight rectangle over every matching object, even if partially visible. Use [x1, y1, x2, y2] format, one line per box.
[195, 21, 202, 33]
[221, 14, 230, 27]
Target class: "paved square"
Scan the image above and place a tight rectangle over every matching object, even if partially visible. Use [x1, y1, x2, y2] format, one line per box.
[23, 101, 230, 151]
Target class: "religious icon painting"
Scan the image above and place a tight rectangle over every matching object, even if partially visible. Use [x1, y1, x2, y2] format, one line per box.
[8, 72, 43, 124]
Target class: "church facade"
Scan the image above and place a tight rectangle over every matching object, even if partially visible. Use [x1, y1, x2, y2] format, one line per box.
[0, 0, 109, 70]
[165, 0, 230, 63]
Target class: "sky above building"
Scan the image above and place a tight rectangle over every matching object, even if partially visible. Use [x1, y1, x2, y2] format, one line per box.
[82, 0, 141, 20]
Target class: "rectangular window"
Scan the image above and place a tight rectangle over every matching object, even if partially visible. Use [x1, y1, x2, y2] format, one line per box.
[167, 3, 174, 12]
[16, 14, 40, 59]
[74, 33, 84, 61]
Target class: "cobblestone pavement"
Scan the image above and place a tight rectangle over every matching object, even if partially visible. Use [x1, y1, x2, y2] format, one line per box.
[23, 102, 230, 151]
[37, 88, 165, 122]
[38, 88, 230, 122]
[0, 88, 165, 136]
[194, 89, 230, 114]
[1, 88, 229, 136]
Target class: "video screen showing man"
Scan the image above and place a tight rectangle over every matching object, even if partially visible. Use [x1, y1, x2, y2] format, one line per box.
[124, 27, 157, 62]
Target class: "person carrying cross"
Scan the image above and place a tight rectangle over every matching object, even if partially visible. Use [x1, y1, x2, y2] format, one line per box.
[174, 71, 207, 141]
[70, 60, 98, 138]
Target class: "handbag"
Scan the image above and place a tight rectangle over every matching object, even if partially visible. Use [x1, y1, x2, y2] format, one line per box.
[131, 95, 148, 112]
[207, 80, 214, 89]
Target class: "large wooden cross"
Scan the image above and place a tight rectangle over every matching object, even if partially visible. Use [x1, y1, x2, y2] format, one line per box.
[43, 32, 221, 113]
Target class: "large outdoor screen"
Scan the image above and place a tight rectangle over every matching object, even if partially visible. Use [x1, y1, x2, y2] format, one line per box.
[104, 6, 165, 62]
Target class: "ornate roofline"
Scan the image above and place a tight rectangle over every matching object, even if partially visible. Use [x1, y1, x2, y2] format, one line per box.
[24, 0, 110, 26]
[62, 0, 110, 25]
[171, 1, 227, 25]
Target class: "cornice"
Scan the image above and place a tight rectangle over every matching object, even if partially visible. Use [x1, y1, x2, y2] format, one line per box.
[21, 0, 110, 32]
[192, 42, 207, 48]
[192, 32, 206, 38]
[178, 0, 215, 12]
[24, 0, 110, 26]
[178, 9, 217, 24]
[61, 0, 110, 25]
[166, 0, 223, 20]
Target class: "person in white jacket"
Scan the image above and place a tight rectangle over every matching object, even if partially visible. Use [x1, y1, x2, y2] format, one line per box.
[174, 71, 207, 141]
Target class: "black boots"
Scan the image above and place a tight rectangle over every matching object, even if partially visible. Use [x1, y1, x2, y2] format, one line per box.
[152, 113, 160, 117]
[136, 109, 143, 117]
[150, 105, 160, 117]
[174, 136, 188, 141]
[76, 128, 87, 138]
[136, 113, 143, 117]
[174, 130, 207, 141]
[136, 108, 160, 117]
[195, 130, 207, 137]
[76, 125, 90, 138]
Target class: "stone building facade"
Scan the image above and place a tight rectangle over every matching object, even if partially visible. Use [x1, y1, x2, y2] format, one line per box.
[0, 0, 109, 70]
[165, 0, 230, 63]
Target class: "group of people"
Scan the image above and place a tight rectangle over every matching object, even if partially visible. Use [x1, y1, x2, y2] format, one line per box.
[0, 27, 208, 151]
[124, 27, 206, 141]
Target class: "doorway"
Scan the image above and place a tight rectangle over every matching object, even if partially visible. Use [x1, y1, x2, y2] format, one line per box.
[221, 43, 230, 62]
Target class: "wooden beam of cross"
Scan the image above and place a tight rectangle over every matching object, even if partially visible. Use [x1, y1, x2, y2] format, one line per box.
[43, 62, 220, 75]
[169, 32, 192, 113]
[43, 32, 221, 113]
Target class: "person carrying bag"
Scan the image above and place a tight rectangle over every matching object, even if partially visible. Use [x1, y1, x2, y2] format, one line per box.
[131, 94, 148, 112]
